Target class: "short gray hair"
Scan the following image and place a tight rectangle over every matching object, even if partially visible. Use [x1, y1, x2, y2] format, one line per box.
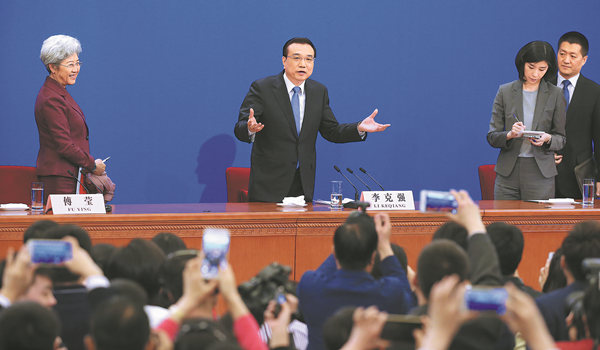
[40, 34, 82, 73]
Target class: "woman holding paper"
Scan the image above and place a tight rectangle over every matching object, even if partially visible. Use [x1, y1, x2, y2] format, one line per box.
[35, 35, 106, 203]
[487, 41, 566, 200]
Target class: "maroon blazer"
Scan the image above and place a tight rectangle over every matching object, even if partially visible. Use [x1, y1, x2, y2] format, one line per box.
[34, 77, 95, 178]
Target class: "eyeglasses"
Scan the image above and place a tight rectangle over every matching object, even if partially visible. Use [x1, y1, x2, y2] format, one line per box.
[58, 61, 82, 69]
[286, 55, 315, 64]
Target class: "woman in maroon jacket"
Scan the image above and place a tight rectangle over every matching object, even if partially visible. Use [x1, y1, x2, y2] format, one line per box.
[35, 35, 106, 203]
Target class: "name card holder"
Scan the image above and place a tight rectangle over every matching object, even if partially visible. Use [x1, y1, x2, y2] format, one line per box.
[46, 194, 106, 215]
[360, 191, 415, 210]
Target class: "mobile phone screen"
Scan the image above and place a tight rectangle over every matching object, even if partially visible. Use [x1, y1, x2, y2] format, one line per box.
[27, 239, 73, 264]
[201, 229, 230, 279]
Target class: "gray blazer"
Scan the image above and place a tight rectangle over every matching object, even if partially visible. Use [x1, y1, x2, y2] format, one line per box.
[487, 79, 566, 178]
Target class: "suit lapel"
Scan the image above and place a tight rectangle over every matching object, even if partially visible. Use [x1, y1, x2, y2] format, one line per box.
[511, 81, 524, 123]
[272, 74, 299, 137]
[532, 80, 550, 130]
[303, 80, 318, 139]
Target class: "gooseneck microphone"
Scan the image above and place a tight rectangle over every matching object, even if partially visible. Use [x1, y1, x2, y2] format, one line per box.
[67, 170, 93, 193]
[359, 167, 385, 191]
[346, 168, 371, 191]
[333, 165, 359, 201]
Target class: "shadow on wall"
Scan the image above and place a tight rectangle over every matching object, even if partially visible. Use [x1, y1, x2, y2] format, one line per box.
[196, 134, 236, 202]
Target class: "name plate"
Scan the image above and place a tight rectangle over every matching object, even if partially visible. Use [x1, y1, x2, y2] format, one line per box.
[48, 194, 106, 214]
[360, 191, 415, 210]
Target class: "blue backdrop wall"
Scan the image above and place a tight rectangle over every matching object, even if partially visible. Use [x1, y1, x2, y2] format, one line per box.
[2, 0, 600, 204]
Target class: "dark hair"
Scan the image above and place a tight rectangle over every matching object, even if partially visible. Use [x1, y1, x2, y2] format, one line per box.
[515, 41, 557, 82]
[322, 307, 356, 350]
[44, 224, 93, 284]
[417, 240, 469, 299]
[90, 243, 117, 276]
[89, 278, 148, 312]
[487, 222, 524, 276]
[175, 318, 235, 350]
[333, 213, 378, 270]
[561, 221, 600, 281]
[23, 219, 59, 242]
[0, 301, 60, 350]
[432, 221, 468, 251]
[542, 248, 567, 293]
[152, 232, 187, 256]
[160, 250, 198, 304]
[282, 37, 316, 58]
[372, 243, 408, 279]
[559, 31, 589, 57]
[90, 296, 150, 350]
[106, 238, 166, 303]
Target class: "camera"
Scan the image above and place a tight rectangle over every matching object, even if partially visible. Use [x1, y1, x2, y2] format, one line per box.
[566, 258, 600, 341]
[27, 239, 73, 264]
[464, 286, 508, 315]
[419, 190, 458, 213]
[237, 262, 299, 324]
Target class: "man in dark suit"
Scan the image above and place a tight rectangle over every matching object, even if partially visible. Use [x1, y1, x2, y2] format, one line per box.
[553, 31, 600, 199]
[234, 37, 390, 203]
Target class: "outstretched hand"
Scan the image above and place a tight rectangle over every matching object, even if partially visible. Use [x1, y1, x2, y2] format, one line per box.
[247, 108, 264, 133]
[358, 109, 390, 133]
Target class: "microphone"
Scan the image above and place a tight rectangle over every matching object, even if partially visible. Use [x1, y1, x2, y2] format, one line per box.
[359, 167, 385, 191]
[333, 165, 359, 201]
[346, 168, 371, 191]
[67, 170, 92, 193]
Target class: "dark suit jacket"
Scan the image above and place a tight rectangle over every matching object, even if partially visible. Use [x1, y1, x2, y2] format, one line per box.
[536, 280, 588, 341]
[553, 75, 600, 198]
[234, 73, 364, 202]
[297, 254, 413, 350]
[34, 77, 95, 178]
[487, 79, 566, 178]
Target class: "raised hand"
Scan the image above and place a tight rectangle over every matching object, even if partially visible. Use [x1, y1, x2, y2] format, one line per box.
[358, 109, 390, 133]
[247, 108, 264, 133]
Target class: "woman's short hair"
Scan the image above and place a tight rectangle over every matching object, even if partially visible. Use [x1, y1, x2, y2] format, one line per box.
[40, 34, 81, 73]
[514, 41, 557, 82]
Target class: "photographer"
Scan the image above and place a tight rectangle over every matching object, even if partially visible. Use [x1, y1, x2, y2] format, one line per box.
[297, 210, 413, 350]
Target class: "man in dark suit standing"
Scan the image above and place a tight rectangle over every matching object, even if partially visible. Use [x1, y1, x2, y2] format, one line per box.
[234, 38, 390, 203]
[553, 31, 600, 199]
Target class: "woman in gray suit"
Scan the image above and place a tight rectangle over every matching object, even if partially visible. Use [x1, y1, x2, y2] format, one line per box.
[487, 41, 566, 200]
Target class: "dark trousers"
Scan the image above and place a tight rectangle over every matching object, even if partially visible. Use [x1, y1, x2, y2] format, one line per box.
[494, 157, 554, 200]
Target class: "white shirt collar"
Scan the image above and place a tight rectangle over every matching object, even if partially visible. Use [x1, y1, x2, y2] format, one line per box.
[283, 72, 306, 94]
[557, 72, 580, 89]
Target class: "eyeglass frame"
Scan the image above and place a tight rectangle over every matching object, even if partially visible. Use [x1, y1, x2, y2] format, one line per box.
[285, 55, 315, 64]
[57, 61, 82, 69]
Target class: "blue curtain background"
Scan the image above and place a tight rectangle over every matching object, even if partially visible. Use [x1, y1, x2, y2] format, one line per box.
[1, 0, 599, 203]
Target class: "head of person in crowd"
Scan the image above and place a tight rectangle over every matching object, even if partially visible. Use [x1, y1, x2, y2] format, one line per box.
[106, 238, 166, 305]
[0, 259, 56, 309]
[85, 296, 150, 350]
[542, 248, 567, 293]
[515, 41, 557, 84]
[90, 243, 117, 276]
[561, 221, 600, 283]
[371, 243, 408, 278]
[557, 31, 589, 79]
[487, 222, 524, 276]
[416, 239, 469, 301]
[89, 278, 148, 312]
[0, 301, 61, 350]
[322, 306, 356, 350]
[23, 219, 59, 242]
[40, 34, 82, 87]
[281, 37, 316, 86]
[174, 318, 238, 350]
[159, 250, 212, 308]
[333, 212, 378, 271]
[432, 221, 469, 251]
[152, 232, 187, 256]
[44, 224, 93, 284]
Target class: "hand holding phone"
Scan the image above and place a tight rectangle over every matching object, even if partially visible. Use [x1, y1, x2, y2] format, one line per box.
[27, 239, 73, 264]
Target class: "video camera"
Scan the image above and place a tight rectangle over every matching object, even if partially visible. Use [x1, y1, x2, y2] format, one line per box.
[566, 258, 600, 342]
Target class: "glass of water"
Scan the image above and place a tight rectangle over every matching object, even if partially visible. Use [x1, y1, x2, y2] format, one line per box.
[582, 178, 595, 206]
[31, 182, 44, 212]
[330, 180, 343, 210]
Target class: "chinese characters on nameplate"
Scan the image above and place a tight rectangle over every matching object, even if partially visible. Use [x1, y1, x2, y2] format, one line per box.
[47, 194, 106, 214]
[360, 191, 415, 210]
